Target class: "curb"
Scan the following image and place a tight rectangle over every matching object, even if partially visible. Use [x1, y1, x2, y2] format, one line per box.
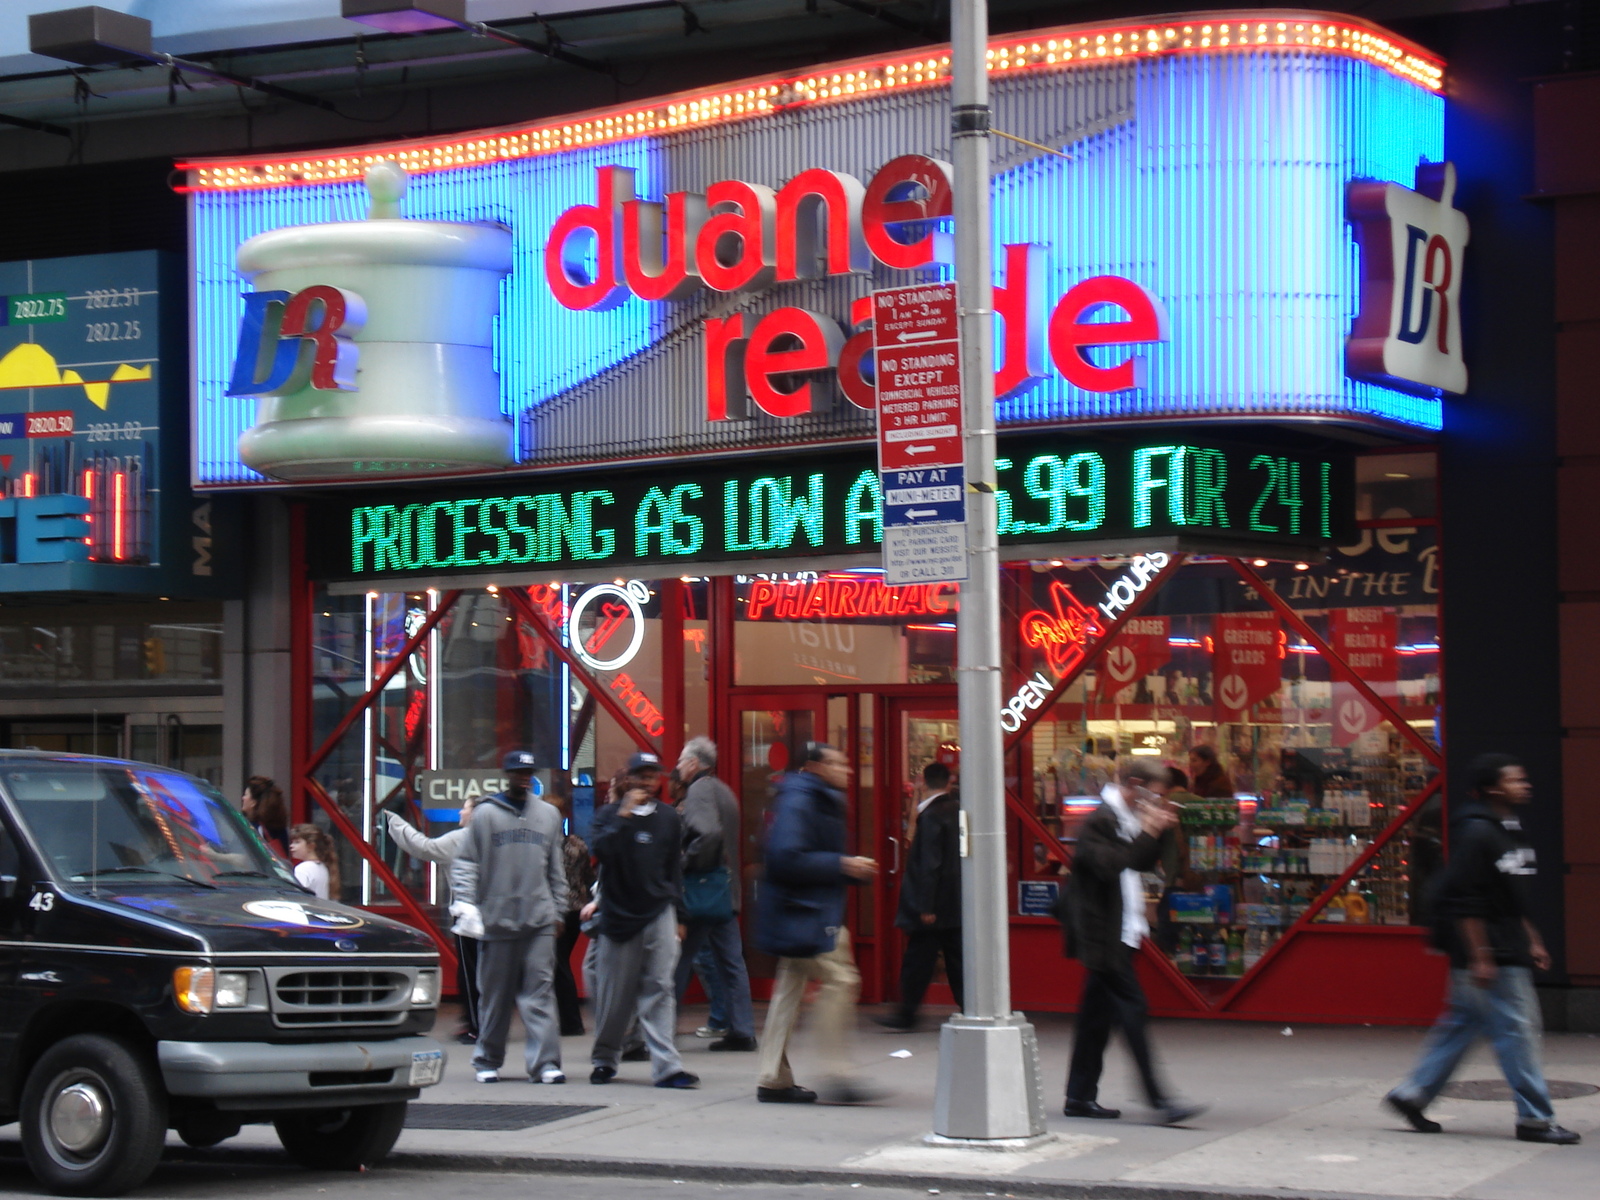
[382, 1149, 1421, 1200]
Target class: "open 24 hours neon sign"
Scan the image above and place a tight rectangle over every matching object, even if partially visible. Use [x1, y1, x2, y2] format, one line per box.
[546, 155, 1163, 418]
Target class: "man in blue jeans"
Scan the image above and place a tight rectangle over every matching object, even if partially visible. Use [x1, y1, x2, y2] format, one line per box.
[1385, 753, 1579, 1144]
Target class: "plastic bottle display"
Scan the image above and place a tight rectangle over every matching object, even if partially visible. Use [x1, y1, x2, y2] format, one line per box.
[233, 161, 515, 480]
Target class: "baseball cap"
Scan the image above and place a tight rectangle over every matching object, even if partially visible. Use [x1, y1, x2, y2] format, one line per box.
[626, 751, 662, 773]
[502, 749, 537, 772]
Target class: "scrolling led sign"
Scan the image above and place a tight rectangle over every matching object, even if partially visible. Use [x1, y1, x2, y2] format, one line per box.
[307, 435, 1352, 581]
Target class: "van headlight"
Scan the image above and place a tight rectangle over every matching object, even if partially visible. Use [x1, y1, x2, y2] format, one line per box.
[410, 969, 440, 1007]
[173, 966, 215, 1014]
[174, 967, 253, 1013]
[215, 971, 251, 1008]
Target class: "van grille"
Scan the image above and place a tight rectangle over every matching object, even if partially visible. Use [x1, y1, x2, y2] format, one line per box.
[268, 969, 411, 1027]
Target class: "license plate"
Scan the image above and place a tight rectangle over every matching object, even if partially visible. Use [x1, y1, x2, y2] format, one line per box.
[409, 1049, 444, 1087]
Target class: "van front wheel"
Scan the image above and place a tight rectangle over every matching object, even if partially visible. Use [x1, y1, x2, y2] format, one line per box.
[20, 1034, 168, 1197]
[274, 1100, 408, 1170]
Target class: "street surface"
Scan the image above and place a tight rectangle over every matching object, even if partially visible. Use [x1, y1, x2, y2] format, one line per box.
[0, 1157, 958, 1200]
[1, 1007, 1597, 1199]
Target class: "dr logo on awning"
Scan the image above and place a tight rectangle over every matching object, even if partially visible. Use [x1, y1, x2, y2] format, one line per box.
[1347, 161, 1469, 397]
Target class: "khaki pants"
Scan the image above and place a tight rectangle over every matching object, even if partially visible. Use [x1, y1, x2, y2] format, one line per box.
[756, 926, 860, 1090]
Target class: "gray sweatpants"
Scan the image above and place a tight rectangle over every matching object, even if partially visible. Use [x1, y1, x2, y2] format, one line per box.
[584, 931, 644, 1055]
[474, 930, 560, 1076]
[591, 907, 684, 1083]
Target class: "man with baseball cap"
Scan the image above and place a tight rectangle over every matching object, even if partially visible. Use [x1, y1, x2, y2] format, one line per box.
[588, 750, 698, 1088]
[451, 750, 568, 1085]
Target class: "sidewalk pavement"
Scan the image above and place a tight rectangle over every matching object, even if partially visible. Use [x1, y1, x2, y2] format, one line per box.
[241, 1003, 1599, 1200]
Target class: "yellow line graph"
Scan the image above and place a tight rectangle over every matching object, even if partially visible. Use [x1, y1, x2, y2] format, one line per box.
[0, 343, 153, 410]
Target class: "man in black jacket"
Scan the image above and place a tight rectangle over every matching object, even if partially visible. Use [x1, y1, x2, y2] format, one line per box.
[588, 752, 698, 1090]
[877, 761, 962, 1031]
[1063, 758, 1202, 1125]
[1384, 754, 1580, 1144]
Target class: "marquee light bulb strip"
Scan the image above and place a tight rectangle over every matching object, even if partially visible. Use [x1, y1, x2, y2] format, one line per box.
[179, 11, 1443, 193]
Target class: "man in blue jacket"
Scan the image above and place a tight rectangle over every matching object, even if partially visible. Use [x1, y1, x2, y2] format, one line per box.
[754, 742, 879, 1104]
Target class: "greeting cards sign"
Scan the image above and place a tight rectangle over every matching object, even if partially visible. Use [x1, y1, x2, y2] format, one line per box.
[1212, 612, 1284, 720]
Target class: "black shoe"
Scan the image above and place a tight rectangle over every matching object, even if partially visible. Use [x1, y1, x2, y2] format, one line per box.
[1063, 1099, 1121, 1119]
[560, 1025, 586, 1037]
[1384, 1091, 1442, 1134]
[655, 1071, 700, 1089]
[1159, 1102, 1208, 1126]
[620, 1045, 650, 1062]
[589, 1065, 617, 1084]
[873, 1013, 915, 1031]
[820, 1080, 889, 1105]
[757, 1085, 817, 1104]
[455, 1031, 478, 1045]
[709, 1035, 758, 1052]
[1516, 1124, 1581, 1145]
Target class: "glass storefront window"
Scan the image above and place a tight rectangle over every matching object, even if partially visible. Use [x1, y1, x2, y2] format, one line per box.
[309, 580, 686, 911]
[1007, 514, 1441, 990]
[0, 602, 223, 689]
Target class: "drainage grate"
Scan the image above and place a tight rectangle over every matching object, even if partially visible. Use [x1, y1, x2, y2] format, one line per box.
[1439, 1080, 1598, 1102]
[404, 1103, 604, 1131]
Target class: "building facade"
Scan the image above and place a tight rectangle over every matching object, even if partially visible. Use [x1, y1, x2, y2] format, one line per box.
[1, 0, 1590, 1027]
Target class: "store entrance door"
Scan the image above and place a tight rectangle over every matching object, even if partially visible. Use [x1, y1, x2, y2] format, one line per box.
[880, 699, 961, 1011]
[723, 690, 960, 1006]
[727, 695, 828, 998]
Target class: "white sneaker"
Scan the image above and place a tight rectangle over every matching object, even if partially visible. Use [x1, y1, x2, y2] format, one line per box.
[694, 1025, 729, 1039]
[540, 1067, 567, 1084]
[475, 1068, 499, 1083]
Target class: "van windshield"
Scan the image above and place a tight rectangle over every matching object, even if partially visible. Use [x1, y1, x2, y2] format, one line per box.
[2, 763, 298, 890]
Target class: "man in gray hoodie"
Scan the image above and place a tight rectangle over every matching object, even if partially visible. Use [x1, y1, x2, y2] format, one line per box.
[451, 750, 568, 1084]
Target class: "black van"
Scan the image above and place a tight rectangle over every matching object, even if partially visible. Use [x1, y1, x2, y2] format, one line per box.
[0, 751, 447, 1196]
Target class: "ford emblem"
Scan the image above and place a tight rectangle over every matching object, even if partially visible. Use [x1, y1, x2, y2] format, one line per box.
[335, 938, 358, 952]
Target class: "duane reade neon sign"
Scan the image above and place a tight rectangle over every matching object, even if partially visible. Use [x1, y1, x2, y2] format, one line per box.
[545, 156, 1165, 420]
[184, 12, 1448, 487]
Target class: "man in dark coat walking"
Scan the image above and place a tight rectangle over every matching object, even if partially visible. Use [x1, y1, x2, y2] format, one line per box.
[754, 742, 879, 1105]
[877, 761, 962, 1031]
[1063, 758, 1202, 1125]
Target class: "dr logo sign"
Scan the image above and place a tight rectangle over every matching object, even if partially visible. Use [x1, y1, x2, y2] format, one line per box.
[1347, 161, 1468, 397]
[227, 285, 366, 397]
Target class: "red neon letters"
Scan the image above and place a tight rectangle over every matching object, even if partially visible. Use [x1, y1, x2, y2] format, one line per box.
[547, 155, 946, 311]
[860, 154, 955, 270]
[744, 307, 846, 417]
[547, 158, 1168, 419]
[1048, 275, 1168, 393]
[744, 576, 959, 620]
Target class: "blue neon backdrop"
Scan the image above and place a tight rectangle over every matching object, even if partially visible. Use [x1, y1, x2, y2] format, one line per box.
[190, 51, 1444, 487]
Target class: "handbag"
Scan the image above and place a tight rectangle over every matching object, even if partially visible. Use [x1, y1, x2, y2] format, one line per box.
[683, 865, 733, 923]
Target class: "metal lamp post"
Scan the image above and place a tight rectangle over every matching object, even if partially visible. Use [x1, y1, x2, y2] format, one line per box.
[932, 0, 1049, 1144]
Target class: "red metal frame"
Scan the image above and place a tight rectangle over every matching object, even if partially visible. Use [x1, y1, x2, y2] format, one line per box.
[292, 575, 464, 972]
[303, 591, 463, 778]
